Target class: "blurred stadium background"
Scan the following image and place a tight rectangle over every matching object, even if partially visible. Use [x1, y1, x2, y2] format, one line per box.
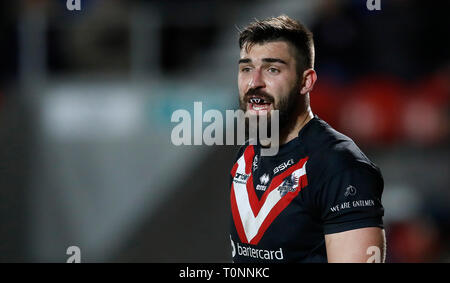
[0, 0, 448, 262]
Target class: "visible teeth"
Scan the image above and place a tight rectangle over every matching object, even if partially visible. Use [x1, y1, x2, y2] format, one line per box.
[253, 104, 267, 110]
[250, 97, 265, 104]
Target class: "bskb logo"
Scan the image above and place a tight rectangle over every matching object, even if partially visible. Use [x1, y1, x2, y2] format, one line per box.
[273, 159, 294, 174]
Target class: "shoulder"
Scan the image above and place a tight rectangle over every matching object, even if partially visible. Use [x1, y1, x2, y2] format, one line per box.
[303, 118, 382, 184]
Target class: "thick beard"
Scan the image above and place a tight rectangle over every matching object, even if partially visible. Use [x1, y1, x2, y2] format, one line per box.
[239, 84, 300, 142]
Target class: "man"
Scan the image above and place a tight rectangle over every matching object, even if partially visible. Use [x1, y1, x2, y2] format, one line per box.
[229, 15, 386, 263]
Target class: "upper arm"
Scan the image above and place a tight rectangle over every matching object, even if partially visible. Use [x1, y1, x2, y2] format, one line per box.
[325, 227, 386, 263]
[311, 161, 386, 262]
[318, 163, 384, 234]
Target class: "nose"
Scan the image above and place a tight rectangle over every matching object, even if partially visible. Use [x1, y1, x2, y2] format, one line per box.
[248, 68, 266, 89]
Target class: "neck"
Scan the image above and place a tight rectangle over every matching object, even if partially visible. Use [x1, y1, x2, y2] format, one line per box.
[279, 106, 314, 145]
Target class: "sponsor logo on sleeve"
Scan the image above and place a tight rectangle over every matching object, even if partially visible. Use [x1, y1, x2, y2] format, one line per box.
[344, 185, 357, 197]
[330, 199, 375, 213]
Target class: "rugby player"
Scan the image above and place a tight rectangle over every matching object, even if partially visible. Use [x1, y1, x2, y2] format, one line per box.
[229, 15, 386, 263]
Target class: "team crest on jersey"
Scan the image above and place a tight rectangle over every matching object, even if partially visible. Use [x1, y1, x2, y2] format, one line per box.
[277, 174, 299, 197]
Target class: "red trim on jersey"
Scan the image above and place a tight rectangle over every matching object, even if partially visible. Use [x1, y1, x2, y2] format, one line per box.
[249, 166, 308, 245]
[243, 145, 254, 175]
[253, 156, 308, 216]
[230, 144, 309, 245]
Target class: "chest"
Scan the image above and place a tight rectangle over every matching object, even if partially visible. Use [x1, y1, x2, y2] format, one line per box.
[230, 145, 315, 246]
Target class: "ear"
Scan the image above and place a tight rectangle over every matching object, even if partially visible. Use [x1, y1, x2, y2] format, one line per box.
[300, 69, 317, 95]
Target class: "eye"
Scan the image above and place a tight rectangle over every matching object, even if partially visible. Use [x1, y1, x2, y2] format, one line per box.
[240, 67, 252, 72]
[268, 67, 280, 74]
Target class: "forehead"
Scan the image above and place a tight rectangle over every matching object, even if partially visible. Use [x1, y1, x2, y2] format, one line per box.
[239, 41, 296, 61]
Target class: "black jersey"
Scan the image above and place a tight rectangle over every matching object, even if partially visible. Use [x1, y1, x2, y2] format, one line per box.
[229, 115, 384, 263]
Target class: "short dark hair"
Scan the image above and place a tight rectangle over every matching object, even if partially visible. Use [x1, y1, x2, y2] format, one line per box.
[238, 15, 315, 74]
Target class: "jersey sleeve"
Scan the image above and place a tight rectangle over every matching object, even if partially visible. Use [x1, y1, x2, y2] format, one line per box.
[318, 163, 384, 235]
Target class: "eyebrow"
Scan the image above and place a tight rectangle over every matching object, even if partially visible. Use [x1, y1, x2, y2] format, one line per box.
[238, 58, 287, 65]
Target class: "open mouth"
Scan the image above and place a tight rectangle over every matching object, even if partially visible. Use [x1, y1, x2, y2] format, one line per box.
[248, 96, 272, 112]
